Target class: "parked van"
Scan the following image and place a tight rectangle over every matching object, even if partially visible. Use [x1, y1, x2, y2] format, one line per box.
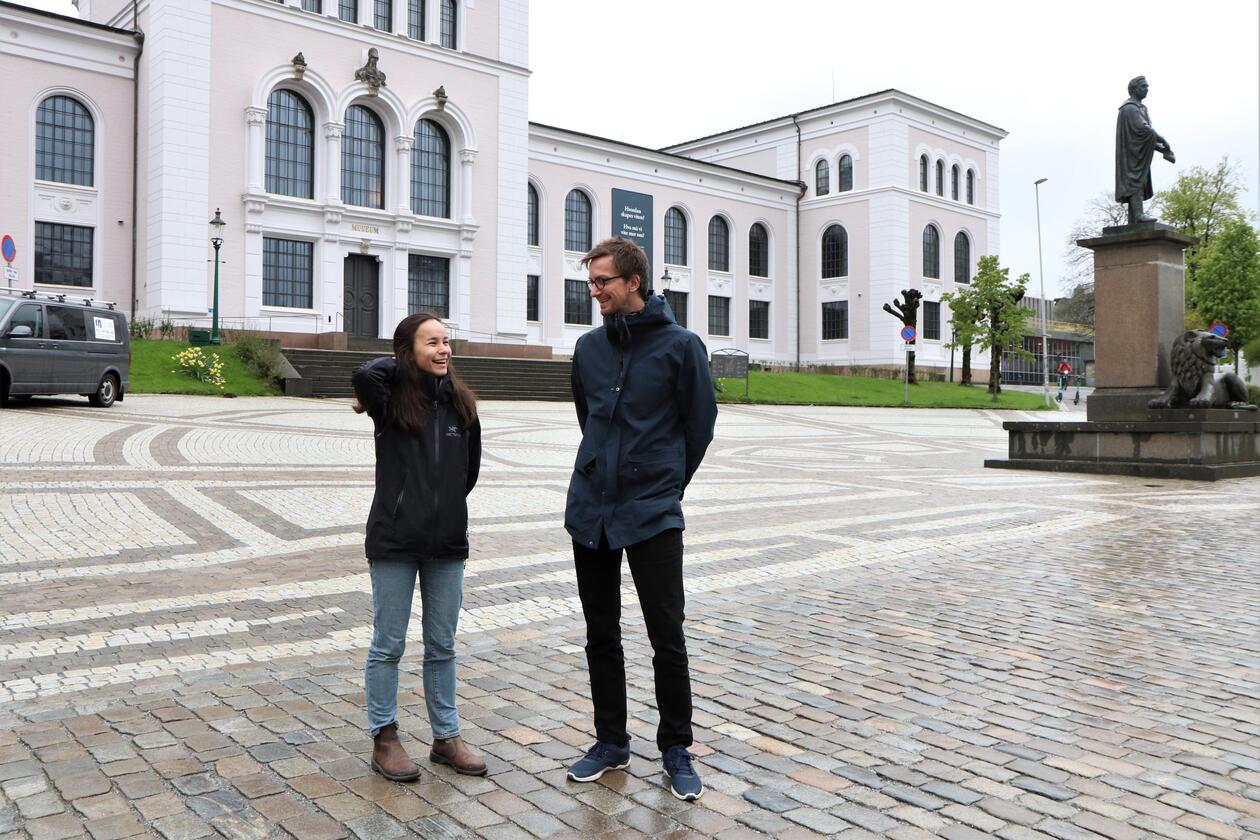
[0, 289, 130, 408]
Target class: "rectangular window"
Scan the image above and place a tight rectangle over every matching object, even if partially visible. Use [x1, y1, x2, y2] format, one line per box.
[408, 0, 424, 38]
[564, 279, 592, 325]
[47, 305, 88, 341]
[707, 295, 730, 337]
[440, 0, 456, 48]
[748, 300, 769, 340]
[822, 300, 848, 340]
[923, 301, 941, 341]
[408, 254, 450, 318]
[34, 222, 93, 288]
[663, 290, 687, 329]
[526, 274, 539, 322]
[301, 0, 321, 11]
[263, 237, 314, 309]
[373, 0, 392, 30]
[338, 0, 357, 22]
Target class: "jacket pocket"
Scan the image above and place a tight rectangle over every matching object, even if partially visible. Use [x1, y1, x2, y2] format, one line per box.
[624, 455, 683, 502]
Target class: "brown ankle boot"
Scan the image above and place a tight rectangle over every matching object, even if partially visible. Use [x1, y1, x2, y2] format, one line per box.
[371, 723, 420, 781]
[430, 735, 487, 776]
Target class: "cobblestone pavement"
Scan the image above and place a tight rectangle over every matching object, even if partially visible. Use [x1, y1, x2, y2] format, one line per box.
[1, 394, 1258, 840]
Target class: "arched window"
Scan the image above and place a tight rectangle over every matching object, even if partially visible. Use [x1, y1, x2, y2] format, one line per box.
[408, 0, 424, 38]
[342, 105, 384, 208]
[664, 207, 687, 265]
[954, 232, 971, 284]
[838, 154, 853, 192]
[708, 216, 729, 272]
[919, 155, 928, 192]
[935, 160, 944, 197]
[411, 119, 450, 217]
[821, 225, 848, 278]
[265, 89, 314, 199]
[815, 159, 829, 196]
[923, 225, 940, 279]
[749, 223, 769, 278]
[527, 183, 539, 247]
[564, 189, 591, 252]
[966, 169, 976, 205]
[951, 164, 960, 201]
[440, 0, 457, 48]
[36, 95, 94, 186]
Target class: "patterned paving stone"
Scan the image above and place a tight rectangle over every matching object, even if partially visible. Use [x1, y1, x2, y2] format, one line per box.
[0, 395, 1257, 838]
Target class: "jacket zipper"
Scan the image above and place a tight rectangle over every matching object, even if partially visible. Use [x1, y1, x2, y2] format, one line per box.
[430, 399, 441, 558]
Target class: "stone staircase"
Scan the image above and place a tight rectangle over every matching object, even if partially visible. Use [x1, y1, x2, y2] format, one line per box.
[281, 349, 573, 401]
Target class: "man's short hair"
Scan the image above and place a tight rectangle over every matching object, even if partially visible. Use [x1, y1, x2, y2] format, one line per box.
[1127, 75, 1147, 96]
[580, 237, 650, 301]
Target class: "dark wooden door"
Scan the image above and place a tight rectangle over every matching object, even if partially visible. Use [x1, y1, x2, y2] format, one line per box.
[343, 255, 380, 338]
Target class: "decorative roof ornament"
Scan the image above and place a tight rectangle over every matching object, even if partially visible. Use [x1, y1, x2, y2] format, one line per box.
[355, 48, 387, 96]
[291, 52, 307, 81]
[433, 85, 448, 111]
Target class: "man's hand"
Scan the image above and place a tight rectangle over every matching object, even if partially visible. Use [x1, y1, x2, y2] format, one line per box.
[1162, 149, 1176, 163]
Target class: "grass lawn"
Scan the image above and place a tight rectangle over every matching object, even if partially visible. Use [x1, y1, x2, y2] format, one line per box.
[715, 371, 1057, 410]
[129, 339, 277, 397]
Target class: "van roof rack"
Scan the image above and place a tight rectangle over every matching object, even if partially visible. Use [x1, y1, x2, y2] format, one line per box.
[0, 286, 117, 310]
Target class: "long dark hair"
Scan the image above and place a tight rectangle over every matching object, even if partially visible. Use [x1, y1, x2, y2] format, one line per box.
[391, 312, 477, 434]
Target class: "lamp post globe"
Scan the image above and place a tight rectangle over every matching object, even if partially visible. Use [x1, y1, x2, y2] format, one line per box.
[209, 209, 225, 345]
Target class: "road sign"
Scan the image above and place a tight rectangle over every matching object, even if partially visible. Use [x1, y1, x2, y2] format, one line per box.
[3, 265, 15, 284]
[1, 236, 14, 263]
[900, 325, 916, 342]
[903, 342, 915, 353]
[1210, 322, 1229, 338]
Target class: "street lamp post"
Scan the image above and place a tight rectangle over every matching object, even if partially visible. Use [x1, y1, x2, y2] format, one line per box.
[1034, 178, 1049, 408]
[209, 209, 225, 345]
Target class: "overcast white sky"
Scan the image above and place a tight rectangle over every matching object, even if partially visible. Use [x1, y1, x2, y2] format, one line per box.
[20, 0, 1260, 296]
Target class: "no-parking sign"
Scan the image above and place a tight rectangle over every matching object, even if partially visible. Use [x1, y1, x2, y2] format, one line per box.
[1, 235, 14, 264]
[1210, 321, 1229, 338]
[900, 325, 916, 343]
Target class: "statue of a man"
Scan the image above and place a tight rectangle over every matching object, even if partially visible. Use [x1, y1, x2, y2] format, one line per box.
[1115, 75, 1175, 224]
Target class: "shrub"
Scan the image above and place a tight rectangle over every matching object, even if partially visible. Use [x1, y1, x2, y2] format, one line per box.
[171, 346, 225, 388]
[159, 318, 176, 340]
[129, 317, 155, 340]
[1248, 384, 1260, 406]
[232, 332, 286, 385]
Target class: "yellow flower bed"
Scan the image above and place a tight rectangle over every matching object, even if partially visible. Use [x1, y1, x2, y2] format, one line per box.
[171, 346, 226, 388]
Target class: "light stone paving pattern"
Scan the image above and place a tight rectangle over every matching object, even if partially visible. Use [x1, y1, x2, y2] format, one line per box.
[0, 394, 1258, 840]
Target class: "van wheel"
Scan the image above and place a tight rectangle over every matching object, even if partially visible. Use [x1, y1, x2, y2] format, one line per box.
[90, 373, 119, 408]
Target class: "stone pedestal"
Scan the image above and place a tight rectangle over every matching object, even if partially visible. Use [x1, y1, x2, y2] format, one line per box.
[1079, 223, 1196, 421]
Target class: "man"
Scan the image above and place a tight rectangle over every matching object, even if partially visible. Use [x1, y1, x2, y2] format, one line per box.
[1116, 75, 1175, 224]
[563, 237, 718, 801]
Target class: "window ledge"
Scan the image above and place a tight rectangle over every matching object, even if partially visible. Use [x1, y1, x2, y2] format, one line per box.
[260, 306, 319, 316]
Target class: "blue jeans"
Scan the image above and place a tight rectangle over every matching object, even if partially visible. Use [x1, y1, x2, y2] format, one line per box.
[365, 559, 465, 739]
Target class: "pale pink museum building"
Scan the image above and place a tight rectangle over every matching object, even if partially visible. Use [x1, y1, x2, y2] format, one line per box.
[0, 0, 1005, 372]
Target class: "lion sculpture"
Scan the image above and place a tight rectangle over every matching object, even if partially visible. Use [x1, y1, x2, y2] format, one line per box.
[1147, 330, 1258, 410]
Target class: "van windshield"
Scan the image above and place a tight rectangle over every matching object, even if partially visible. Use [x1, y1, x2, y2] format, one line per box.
[0, 299, 12, 323]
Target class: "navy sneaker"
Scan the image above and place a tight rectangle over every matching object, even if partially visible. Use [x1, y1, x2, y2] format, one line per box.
[663, 746, 704, 801]
[566, 739, 631, 782]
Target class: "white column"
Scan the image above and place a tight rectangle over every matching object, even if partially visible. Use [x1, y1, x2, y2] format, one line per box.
[324, 122, 344, 205]
[245, 107, 267, 193]
[394, 136, 413, 216]
[393, 0, 407, 36]
[459, 148, 476, 225]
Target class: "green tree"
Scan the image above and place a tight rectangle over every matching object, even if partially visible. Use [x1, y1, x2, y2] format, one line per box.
[1152, 156, 1248, 309]
[968, 255, 1033, 396]
[941, 284, 981, 386]
[1194, 217, 1260, 370]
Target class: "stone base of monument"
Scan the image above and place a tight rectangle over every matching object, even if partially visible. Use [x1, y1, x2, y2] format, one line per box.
[985, 409, 1260, 481]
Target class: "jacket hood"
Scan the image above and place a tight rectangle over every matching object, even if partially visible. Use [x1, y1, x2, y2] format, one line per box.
[604, 294, 676, 346]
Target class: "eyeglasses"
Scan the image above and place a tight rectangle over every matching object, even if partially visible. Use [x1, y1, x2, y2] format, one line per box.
[587, 274, 625, 291]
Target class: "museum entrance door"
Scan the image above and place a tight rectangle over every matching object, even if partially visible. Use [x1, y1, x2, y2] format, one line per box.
[343, 255, 380, 338]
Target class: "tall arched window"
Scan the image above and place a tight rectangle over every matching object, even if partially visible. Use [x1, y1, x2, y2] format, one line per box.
[408, 0, 424, 38]
[36, 95, 94, 186]
[342, 105, 384, 208]
[564, 189, 591, 252]
[749, 223, 769, 278]
[951, 164, 960, 201]
[708, 216, 729, 272]
[440, 0, 457, 48]
[411, 119, 450, 217]
[838, 155, 853, 192]
[265, 89, 314, 199]
[935, 160, 944, 197]
[966, 169, 976, 205]
[664, 207, 687, 265]
[821, 225, 848, 278]
[527, 183, 539, 247]
[815, 160, 830, 196]
[954, 232, 971, 284]
[923, 225, 940, 279]
[919, 155, 928, 192]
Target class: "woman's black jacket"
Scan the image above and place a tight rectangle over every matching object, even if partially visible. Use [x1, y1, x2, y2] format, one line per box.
[352, 357, 481, 562]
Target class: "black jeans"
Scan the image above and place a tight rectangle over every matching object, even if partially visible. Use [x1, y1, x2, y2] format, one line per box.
[573, 528, 692, 752]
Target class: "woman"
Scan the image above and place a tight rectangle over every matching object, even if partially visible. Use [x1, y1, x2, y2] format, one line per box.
[352, 312, 485, 780]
